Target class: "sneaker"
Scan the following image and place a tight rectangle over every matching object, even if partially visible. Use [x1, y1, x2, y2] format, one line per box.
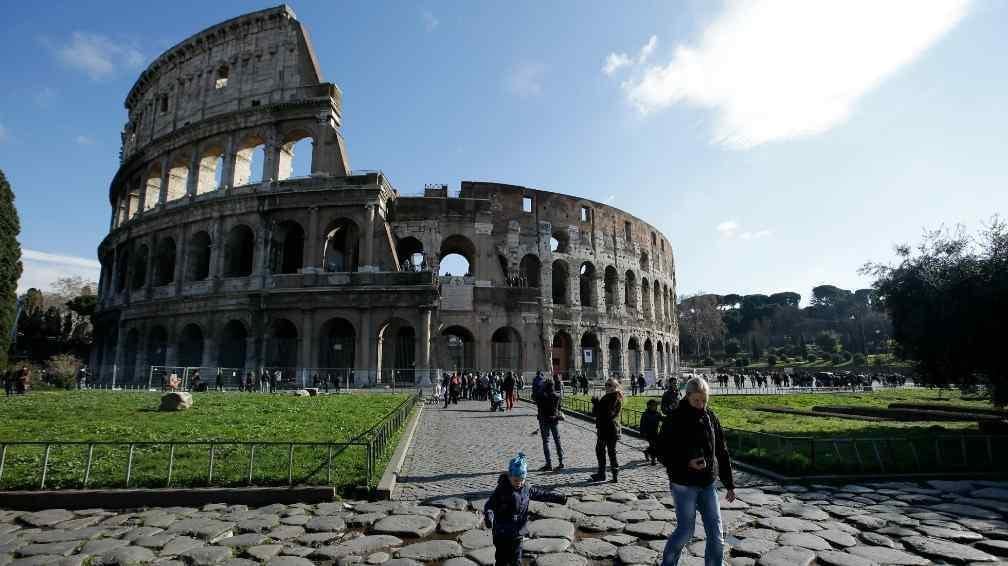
[538, 464, 553, 472]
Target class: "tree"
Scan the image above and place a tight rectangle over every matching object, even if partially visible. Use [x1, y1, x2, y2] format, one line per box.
[768, 292, 801, 307]
[0, 169, 21, 369]
[865, 220, 1008, 407]
[815, 331, 839, 354]
[678, 293, 726, 360]
[46, 353, 82, 389]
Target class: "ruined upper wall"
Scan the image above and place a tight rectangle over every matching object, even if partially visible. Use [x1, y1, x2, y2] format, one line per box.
[120, 5, 332, 161]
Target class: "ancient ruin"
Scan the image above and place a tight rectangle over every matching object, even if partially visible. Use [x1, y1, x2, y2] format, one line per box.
[93, 5, 678, 386]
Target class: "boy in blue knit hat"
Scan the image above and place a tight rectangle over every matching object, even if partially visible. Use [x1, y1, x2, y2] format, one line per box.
[483, 452, 567, 565]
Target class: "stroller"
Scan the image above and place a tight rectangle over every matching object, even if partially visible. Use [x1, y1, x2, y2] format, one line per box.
[489, 387, 505, 412]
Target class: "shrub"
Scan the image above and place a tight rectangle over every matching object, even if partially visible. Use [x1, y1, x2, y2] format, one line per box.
[702, 357, 715, 367]
[853, 353, 866, 366]
[830, 353, 843, 365]
[767, 355, 777, 366]
[45, 354, 81, 389]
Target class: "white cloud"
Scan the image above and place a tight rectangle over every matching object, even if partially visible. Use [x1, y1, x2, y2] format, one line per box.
[505, 62, 547, 98]
[739, 229, 773, 240]
[18, 249, 101, 294]
[602, 35, 657, 75]
[619, 0, 970, 148]
[45, 32, 145, 80]
[637, 35, 658, 64]
[422, 10, 439, 32]
[716, 220, 739, 237]
[605, 195, 616, 203]
[75, 135, 95, 145]
[717, 221, 772, 240]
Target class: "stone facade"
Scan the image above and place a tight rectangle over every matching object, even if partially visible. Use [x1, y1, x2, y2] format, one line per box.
[93, 6, 678, 385]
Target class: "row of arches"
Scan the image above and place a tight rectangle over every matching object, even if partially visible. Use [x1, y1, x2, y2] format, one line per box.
[551, 331, 677, 378]
[116, 131, 316, 227]
[550, 260, 674, 319]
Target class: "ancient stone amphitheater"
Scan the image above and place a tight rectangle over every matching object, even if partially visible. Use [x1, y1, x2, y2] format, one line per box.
[93, 5, 678, 387]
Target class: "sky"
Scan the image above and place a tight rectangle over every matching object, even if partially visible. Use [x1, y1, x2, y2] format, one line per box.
[1, 0, 1005, 304]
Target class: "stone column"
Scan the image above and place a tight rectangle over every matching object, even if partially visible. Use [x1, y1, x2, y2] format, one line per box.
[201, 326, 216, 368]
[210, 218, 224, 280]
[220, 134, 237, 190]
[300, 310, 315, 373]
[173, 226, 186, 296]
[362, 202, 377, 272]
[304, 206, 320, 272]
[359, 313, 373, 385]
[418, 308, 432, 370]
[263, 142, 281, 183]
[158, 156, 170, 206]
[186, 148, 200, 197]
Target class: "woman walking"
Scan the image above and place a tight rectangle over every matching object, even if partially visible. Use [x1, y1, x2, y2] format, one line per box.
[660, 377, 736, 566]
[536, 380, 564, 471]
[589, 377, 623, 482]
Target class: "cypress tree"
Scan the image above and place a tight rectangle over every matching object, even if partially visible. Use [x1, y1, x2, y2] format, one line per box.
[0, 169, 22, 369]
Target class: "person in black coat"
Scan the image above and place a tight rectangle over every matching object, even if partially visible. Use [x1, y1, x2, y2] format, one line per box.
[659, 376, 736, 566]
[536, 380, 564, 471]
[639, 398, 661, 465]
[589, 377, 623, 482]
[484, 453, 567, 565]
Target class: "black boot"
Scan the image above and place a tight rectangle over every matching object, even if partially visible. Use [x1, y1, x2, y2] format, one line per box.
[610, 467, 619, 483]
[556, 461, 565, 471]
[589, 469, 606, 482]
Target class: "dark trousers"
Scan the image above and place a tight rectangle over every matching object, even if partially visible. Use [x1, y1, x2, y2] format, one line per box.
[596, 434, 618, 472]
[645, 436, 658, 462]
[539, 418, 564, 467]
[493, 535, 522, 566]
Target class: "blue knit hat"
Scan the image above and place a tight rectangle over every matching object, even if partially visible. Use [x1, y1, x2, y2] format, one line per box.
[508, 452, 528, 478]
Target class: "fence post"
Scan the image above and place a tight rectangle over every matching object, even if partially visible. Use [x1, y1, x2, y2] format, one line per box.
[248, 444, 256, 485]
[84, 444, 94, 487]
[125, 444, 135, 487]
[167, 444, 175, 487]
[288, 444, 294, 486]
[208, 443, 216, 484]
[0, 444, 6, 484]
[40, 444, 51, 489]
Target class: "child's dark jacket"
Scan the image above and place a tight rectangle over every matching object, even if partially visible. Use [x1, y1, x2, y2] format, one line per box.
[483, 474, 567, 538]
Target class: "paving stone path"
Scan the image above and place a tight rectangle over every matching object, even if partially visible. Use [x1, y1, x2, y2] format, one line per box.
[1, 400, 1007, 565]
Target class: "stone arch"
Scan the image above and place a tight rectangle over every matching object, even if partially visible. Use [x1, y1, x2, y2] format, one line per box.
[520, 254, 541, 288]
[115, 246, 130, 292]
[551, 330, 572, 377]
[130, 244, 148, 290]
[654, 281, 663, 321]
[550, 228, 569, 253]
[442, 325, 475, 371]
[397, 236, 426, 272]
[143, 163, 162, 211]
[186, 231, 212, 281]
[627, 336, 641, 375]
[377, 318, 416, 383]
[279, 128, 315, 180]
[439, 234, 476, 276]
[642, 277, 651, 319]
[491, 326, 522, 370]
[196, 140, 226, 195]
[146, 325, 168, 368]
[123, 328, 141, 383]
[552, 259, 569, 305]
[177, 323, 205, 367]
[608, 337, 622, 375]
[604, 266, 618, 310]
[319, 317, 355, 369]
[218, 319, 248, 369]
[234, 134, 266, 186]
[266, 318, 298, 368]
[154, 237, 176, 286]
[579, 261, 597, 308]
[640, 250, 650, 272]
[323, 218, 360, 273]
[223, 224, 255, 277]
[581, 331, 600, 378]
[270, 220, 304, 274]
[166, 154, 189, 202]
[624, 270, 637, 310]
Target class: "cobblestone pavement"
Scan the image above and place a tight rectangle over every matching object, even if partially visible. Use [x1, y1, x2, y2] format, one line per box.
[1, 399, 1006, 565]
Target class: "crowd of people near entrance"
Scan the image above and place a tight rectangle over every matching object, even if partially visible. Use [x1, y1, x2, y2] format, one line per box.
[711, 368, 912, 390]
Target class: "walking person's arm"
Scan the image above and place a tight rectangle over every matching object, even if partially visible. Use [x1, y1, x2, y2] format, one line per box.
[712, 412, 736, 501]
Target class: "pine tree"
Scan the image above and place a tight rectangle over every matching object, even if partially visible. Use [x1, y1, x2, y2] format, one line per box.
[0, 169, 23, 369]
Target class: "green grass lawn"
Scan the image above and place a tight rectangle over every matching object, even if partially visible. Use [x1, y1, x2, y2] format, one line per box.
[0, 391, 413, 492]
[566, 389, 1005, 476]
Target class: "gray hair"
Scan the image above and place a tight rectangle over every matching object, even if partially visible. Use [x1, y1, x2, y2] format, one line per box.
[685, 376, 710, 396]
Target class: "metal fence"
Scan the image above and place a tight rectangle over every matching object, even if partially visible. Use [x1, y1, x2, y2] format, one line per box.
[0, 393, 420, 492]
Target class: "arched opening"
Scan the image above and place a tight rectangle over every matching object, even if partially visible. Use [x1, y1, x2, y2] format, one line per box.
[624, 270, 637, 310]
[279, 132, 314, 180]
[491, 326, 522, 370]
[270, 220, 304, 274]
[642, 278, 651, 319]
[146, 326, 168, 368]
[579, 262, 597, 308]
[196, 143, 225, 195]
[604, 266, 618, 311]
[551, 331, 572, 378]
[442, 326, 474, 372]
[130, 245, 148, 290]
[377, 319, 415, 383]
[640, 251, 650, 272]
[439, 235, 476, 277]
[234, 135, 266, 186]
[608, 337, 622, 375]
[266, 318, 298, 368]
[654, 282, 663, 321]
[319, 318, 355, 369]
[187, 231, 211, 281]
[644, 339, 655, 377]
[218, 320, 248, 369]
[144, 165, 162, 211]
[519, 254, 541, 288]
[215, 64, 230, 89]
[166, 156, 189, 202]
[123, 329, 140, 384]
[552, 260, 569, 305]
[550, 229, 569, 253]
[396, 237, 426, 272]
[154, 238, 176, 286]
[656, 342, 665, 377]
[115, 247, 130, 292]
[628, 337, 641, 376]
[323, 219, 360, 273]
[581, 332, 600, 378]
[178, 323, 204, 367]
[223, 225, 255, 277]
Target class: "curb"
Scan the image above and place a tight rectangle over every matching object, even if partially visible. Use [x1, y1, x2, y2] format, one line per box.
[375, 402, 424, 500]
[0, 486, 336, 511]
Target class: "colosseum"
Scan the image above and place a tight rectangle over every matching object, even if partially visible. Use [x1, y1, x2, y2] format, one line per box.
[93, 5, 679, 388]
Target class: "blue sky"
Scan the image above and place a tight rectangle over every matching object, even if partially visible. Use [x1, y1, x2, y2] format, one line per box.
[2, 0, 1005, 303]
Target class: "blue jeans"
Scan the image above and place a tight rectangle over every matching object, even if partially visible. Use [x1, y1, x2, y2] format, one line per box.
[661, 482, 724, 566]
[539, 419, 563, 467]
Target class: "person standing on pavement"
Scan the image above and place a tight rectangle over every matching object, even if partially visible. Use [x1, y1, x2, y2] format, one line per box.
[536, 379, 564, 471]
[502, 371, 516, 411]
[659, 377, 736, 566]
[589, 377, 623, 483]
